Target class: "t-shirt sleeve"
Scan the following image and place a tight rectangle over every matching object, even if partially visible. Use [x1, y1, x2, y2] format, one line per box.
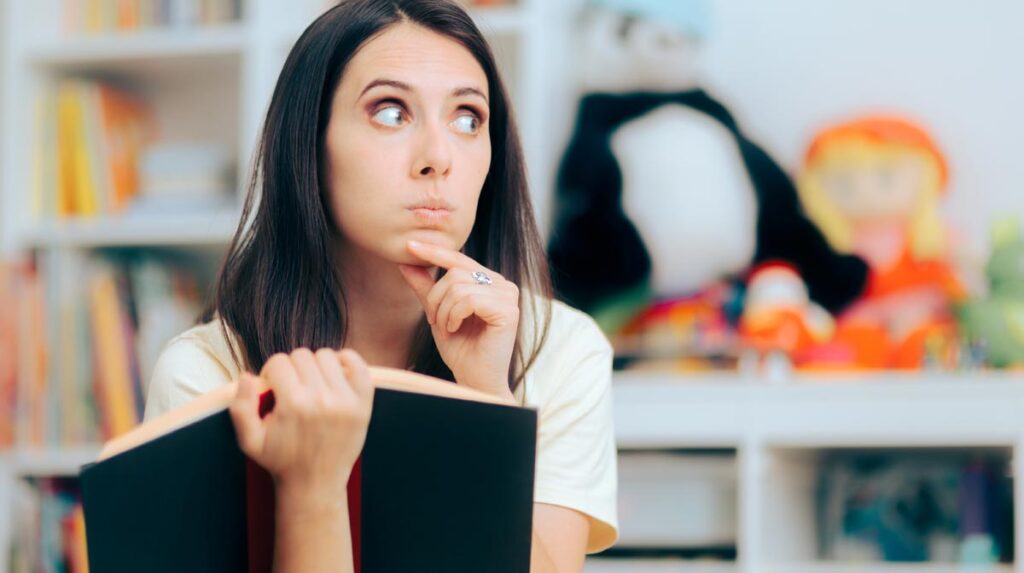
[533, 314, 619, 554]
[143, 335, 235, 422]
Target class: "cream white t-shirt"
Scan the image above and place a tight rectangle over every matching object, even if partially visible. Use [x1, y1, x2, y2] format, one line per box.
[143, 298, 619, 553]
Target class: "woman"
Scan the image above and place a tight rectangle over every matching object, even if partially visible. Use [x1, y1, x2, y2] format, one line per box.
[144, 0, 618, 570]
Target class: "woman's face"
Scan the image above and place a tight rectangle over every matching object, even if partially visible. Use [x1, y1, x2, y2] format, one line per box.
[325, 23, 492, 265]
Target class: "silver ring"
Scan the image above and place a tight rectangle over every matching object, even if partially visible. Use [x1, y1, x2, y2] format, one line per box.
[471, 270, 493, 286]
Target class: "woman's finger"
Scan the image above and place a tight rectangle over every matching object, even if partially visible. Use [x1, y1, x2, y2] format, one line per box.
[290, 347, 329, 396]
[434, 281, 472, 334]
[424, 268, 467, 325]
[447, 293, 482, 333]
[339, 349, 374, 401]
[261, 352, 302, 411]
[229, 373, 267, 459]
[314, 348, 356, 400]
[406, 240, 486, 272]
[450, 291, 517, 333]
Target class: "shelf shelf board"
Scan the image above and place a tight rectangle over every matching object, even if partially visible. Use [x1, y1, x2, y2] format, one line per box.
[23, 209, 241, 248]
[25, 24, 246, 69]
[612, 370, 1024, 449]
[764, 563, 1013, 573]
[585, 559, 736, 572]
[5, 446, 101, 477]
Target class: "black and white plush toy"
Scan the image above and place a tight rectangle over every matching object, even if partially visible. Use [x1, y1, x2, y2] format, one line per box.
[547, 0, 867, 335]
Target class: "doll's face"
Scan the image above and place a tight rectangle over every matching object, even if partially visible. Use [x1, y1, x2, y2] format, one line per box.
[817, 148, 933, 225]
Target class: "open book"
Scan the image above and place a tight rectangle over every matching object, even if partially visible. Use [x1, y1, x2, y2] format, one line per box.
[80, 367, 537, 573]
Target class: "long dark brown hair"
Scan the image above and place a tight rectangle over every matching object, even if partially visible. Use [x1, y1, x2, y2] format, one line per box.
[201, 0, 552, 392]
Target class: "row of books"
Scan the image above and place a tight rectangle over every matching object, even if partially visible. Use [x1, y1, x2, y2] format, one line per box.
[820, 452, 1013, 563]
[0, 263, 44, 449]
[1, 254, 203, 448]
[63, 0, 241, 35]
[9, 478, 88, 573]
[34, 79, 155, 219]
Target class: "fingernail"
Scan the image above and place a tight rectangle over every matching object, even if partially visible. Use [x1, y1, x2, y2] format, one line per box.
[408, 240, 421, 249]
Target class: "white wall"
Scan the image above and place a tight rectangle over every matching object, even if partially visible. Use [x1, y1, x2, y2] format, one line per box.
[540, 0, 1023, 256]
[697, 0, 1024, 246]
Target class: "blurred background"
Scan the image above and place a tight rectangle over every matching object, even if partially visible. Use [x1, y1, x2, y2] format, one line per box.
[1, 0, 1023, 571]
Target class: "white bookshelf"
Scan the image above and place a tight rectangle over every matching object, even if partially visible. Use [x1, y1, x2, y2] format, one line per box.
[586, 371, 1024, 573]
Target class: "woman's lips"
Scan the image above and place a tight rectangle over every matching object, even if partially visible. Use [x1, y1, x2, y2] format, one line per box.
[409, 207, 451, 225]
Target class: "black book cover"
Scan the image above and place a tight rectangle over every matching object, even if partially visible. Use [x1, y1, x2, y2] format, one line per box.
[80, 387, 537, 572]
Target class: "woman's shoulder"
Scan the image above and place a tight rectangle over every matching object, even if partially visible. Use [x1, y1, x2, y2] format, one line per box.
[518, 293, 613, 404]
[165, 318, 243, 375]
[143, 317, 243, 420]
[523, 292, 612, 360]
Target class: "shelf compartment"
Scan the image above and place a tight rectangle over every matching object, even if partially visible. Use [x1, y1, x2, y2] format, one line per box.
[761, 446, 1014, 568]
[614, 449, 738, 552]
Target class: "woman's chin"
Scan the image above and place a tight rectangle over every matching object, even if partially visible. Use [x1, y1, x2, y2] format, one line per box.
[405, 230, 460, 250]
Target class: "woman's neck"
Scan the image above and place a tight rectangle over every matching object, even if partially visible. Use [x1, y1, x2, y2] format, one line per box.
[334, 239, 428, 369]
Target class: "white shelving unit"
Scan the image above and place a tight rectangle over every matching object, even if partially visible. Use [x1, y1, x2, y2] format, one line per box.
[584, 370, 1024, 573]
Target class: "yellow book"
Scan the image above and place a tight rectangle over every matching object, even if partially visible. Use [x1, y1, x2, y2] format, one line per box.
[70, 83, 99, 217]
[56, 84, 77, 216]
[81, 84, 110, 215]
[56, 82, 99, 217]
[85, 0, 104, 33]
[88, 271, 138, 438]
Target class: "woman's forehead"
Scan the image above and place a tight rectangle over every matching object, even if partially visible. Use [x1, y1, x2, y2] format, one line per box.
[342, 23, 488, 98]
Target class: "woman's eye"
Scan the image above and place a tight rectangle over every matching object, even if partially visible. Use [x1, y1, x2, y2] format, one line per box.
[372, 105, 406, 127]
[452, 113, 480, 135]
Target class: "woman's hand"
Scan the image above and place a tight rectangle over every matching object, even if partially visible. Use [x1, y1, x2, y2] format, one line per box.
[229, 348, 375, 498]
[397, 240, 520, 401]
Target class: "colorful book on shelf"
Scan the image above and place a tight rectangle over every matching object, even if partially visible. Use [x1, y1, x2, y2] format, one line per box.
[9, 477, 88, 573]
[88, 265, 142, 438]
[0, 262, 37, 447]
[63, 504, 90, 573]
[15, 263, 50, 448]
[63, 0, 242, 34]
[80, 366, 537, 573]
[46, 79, 153, 219]
[11, 255, 202, 447]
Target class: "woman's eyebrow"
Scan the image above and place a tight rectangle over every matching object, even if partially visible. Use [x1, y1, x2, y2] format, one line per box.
[360, 78, 412, 98]
[452, 86, 488, 104]
[360, 78, 488, 104]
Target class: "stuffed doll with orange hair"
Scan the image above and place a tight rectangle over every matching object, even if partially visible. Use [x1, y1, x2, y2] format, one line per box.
[796, 116, 966, 369]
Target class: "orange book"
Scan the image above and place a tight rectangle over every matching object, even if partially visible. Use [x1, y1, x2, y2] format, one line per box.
[99, 86, 152, 211]
[88, 270, 138, 438]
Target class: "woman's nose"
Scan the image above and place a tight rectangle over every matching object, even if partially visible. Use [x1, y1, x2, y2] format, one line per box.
[411, 121, 452, 179]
